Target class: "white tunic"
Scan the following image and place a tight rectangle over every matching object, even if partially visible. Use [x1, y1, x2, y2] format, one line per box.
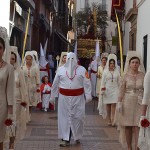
[41, 84, 51, 109]
[101, 70, 120, 104]
[90, 60, 101, 97]
[51, 65, 92, 141]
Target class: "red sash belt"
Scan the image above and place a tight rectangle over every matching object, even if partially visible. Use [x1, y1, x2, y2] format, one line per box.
[40, 68, 48, 71]
[59, 88, 84, 96]
[43, 91, 51, 94]
[91, 69, 97, 74]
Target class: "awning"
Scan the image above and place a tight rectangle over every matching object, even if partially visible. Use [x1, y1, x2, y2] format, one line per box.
[55, 31, 73, 47]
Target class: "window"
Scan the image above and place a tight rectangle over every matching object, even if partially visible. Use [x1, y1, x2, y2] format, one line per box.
[143, 35, 148, 70]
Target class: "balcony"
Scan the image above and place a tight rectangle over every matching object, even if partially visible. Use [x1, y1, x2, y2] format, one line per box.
[125, 8, 138, 22]
[15, 0, 35, 10]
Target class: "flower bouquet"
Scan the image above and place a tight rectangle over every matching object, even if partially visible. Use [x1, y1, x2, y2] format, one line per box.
[20, 101, 27, 111]
[4, 118, 16, 149]
[36, 89, 40, 93]
[141, 118, 150, 137]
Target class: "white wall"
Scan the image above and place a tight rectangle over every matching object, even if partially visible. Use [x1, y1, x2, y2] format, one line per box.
[0, 0, 10, 34]
[123, 22, 131, 55]
[136, 0, 150, 68]
[125, 0, 133, 15]
[122, 0, 133, 56]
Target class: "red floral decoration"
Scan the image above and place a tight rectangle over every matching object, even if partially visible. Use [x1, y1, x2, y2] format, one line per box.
[101, 87, 106, 91]
[20, 102, 27, 108]
[141, 119, 150, 128]
[4, 119, 13, 126]
[36, 89, 40, 93]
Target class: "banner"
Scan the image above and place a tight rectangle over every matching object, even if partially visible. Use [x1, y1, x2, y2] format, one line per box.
[111, 0, 125, 22]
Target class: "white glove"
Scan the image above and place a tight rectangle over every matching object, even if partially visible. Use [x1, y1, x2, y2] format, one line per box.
[86, 95, 92, 103]
[117, 102, 123, 113]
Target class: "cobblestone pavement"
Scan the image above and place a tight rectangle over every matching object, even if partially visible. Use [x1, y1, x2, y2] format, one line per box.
[5, 100, 123, 150]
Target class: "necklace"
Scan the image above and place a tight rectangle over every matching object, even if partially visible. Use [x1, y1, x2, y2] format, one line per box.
[66, 66, 78, 80]
[110, 70, 114, 82]
[0, 60, 4, 68]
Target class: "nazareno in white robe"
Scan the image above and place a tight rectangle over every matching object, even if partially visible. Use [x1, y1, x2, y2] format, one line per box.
[90, 60, 101, 97]
[51, 65, 92, 141]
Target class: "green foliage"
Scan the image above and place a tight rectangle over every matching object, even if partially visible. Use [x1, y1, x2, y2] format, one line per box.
[76, 3, 108, 32]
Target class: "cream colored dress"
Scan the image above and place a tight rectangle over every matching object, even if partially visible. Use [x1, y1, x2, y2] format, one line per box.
[23, 65, 40, 107]
[97, 66, 106, 117]
[0, 63, 14, 142]
[119, 72, 144, 126]
[14, 68, 28, 140]
[96, 65, 105, 95]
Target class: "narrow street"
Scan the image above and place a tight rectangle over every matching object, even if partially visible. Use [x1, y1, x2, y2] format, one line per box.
[11, 101, 122, 150]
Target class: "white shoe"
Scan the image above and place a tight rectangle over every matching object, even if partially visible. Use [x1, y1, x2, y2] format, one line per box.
[44, 108, 47, 112]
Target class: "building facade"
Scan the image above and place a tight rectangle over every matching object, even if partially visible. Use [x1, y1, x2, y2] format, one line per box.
[9, 0, 35, 54]
[136, 0, 150, 70]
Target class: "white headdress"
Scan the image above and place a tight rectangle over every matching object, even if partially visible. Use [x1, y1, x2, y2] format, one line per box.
[39, 44, 48, 68]
[10, 46, 21, 69]
[58, 52, 68, 67]
[0, 26, 10, 63]
[123, 51, 145, 75]
[101, 52, 109, 60]
[23, 51, 36, 66]
[105, 53, 119, 71]
[64, 52, 78, 79]
[31, 50, 39, 65]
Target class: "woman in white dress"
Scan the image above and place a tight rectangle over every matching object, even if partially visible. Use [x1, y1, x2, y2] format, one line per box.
[97, 54, 108, 117]
[0, 28, 15, 150]
[100, 54, 120, 125]
[22, 51, 40, 117]
[9, 47, 27, 149]
[138, 68, 150, 150]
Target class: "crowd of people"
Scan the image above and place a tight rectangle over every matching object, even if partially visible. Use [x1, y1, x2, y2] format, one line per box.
[0, 25, 150, 150]
[89, 50, 150, 150]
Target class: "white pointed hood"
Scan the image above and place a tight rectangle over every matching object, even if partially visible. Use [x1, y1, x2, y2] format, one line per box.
[95, 40, 100, 62]
[39, 43, 48, 67]
[64, 52, 78, 79]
